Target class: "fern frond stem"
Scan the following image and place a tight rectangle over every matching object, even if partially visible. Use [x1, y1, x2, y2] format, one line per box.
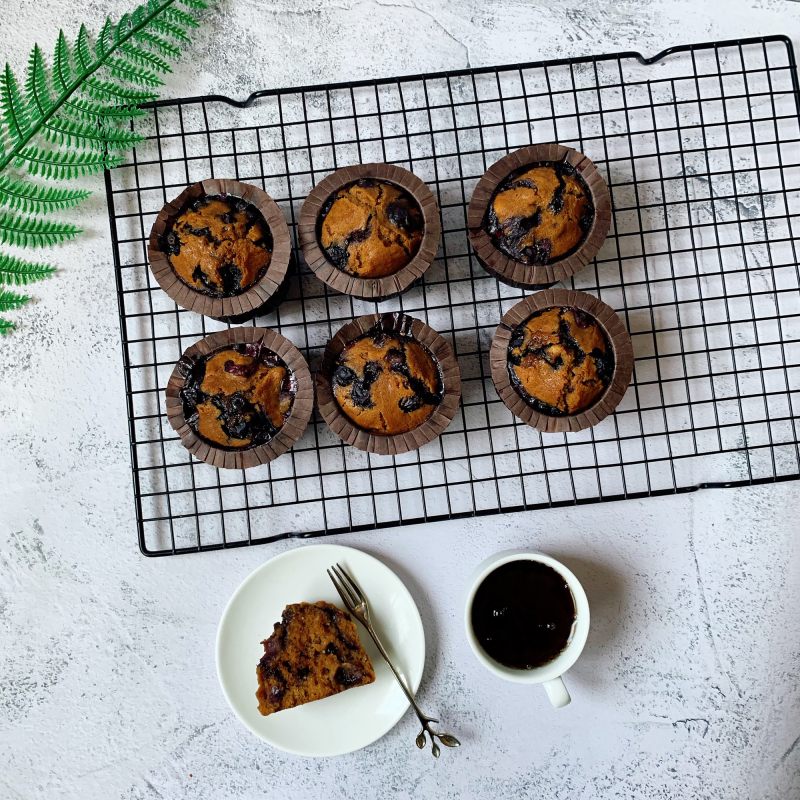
[0, 0, 181, 172]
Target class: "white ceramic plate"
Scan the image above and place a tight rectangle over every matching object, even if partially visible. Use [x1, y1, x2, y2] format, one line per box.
[216, 543, 425, 757]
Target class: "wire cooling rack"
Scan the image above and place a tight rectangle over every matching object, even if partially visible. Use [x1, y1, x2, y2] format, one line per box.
[105, 35, 800, 557]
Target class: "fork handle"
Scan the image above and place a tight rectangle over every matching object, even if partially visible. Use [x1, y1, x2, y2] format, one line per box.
[362, 622, 433, 726]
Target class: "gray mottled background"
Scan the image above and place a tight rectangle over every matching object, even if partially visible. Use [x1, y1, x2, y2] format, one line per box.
[1, 1, 800, 798]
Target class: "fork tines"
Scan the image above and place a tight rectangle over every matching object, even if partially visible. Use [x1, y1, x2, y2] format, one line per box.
[327, 567, 352, 612]
[327, 563, 358, 611]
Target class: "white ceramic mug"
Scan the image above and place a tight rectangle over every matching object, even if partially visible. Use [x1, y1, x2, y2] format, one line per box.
[464, 550, 590, 708]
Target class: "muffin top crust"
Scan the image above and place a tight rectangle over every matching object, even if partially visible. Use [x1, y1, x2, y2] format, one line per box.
[331, 331, 443, 435]
[162, 194, 273, 297]
[508, 306, 613, 415]
[178, 340, 295, 449]
[485, 162, 594, 266]
[318, 179, 424, 278]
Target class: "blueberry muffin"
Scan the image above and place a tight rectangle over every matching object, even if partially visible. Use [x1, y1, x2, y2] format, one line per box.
[178, 340, 295, 449]
[508, 306, 614, 415]
[162, 194, 273, 297]
[318, 179, 424, 278]
[332, 332, 443, 434]
[485, 162, 594, 266]
[256, 601, 376, 716]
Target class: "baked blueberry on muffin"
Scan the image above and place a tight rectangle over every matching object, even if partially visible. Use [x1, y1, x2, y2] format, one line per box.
[485, 162, 594, 266]
[508, 306, 614, 416]
[332, 331, 443, 434]
[178, 340, 295, 449]
[317, 179, 424, 278]
[161, 194, 273, 297]
[256, 601, 376, 716]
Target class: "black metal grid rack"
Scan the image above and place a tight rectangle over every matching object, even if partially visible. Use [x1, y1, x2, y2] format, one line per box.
[105, 35, 800, 556]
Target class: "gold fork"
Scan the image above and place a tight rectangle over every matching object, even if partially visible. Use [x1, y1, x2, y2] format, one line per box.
[327, 562, 461, 758]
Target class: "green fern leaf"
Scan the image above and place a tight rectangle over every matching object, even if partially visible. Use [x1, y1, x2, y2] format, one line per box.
[44, 115, 142, 151]
[96, 18, 115, 57]
[106, 57, 164, 88]
[130, 5, 149, 28]
[119, 43, 172, 74]
[163, 6, 200, 29]
[99, 124, 144, 149]
[4, 1, 207, 175]
[15, 145, 122, 179]
[52, 31, 74, 93]
[115, 13, 133, 41]
[63, 95, 145, 122]
[0, 175, 89, 214]
[0, 212, 80, 248]
[0, 287, 31, 312]
[132, 30, 181, 59]
[75, 25, 96, 72]
[83, 77, 158, 104]
[151, 18, 191, 43]
[0, 252, 56, 285]
[1, 64, 31, 145]
[0, 0, 210, 336]
[25, 46, 54, 119]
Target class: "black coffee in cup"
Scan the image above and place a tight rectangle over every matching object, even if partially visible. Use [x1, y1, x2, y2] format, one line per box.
[470, 560, 576, 669]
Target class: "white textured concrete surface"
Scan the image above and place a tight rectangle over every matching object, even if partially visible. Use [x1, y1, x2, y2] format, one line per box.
[2, 1, 800, 798]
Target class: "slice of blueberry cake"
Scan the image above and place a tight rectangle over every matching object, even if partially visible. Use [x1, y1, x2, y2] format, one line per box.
[256, 601, 376, 716]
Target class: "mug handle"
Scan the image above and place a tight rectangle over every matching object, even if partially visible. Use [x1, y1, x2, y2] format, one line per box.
[543, 677, 571, 708]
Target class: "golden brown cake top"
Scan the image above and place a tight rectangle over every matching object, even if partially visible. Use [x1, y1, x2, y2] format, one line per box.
[485, 163, 594, 265]
[332, 331, 443, 435]
[256, 600, 376, 716]
[508, 306, 614, 415]
[178, 340, 295, 450]
[162, 194, 273, 297]
[318, 179, 424, 278]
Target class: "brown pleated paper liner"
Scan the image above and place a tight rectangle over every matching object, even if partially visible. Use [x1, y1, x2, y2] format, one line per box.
[316, 312, 461, 455]
[165, 327, 313, 469]
[467, 143, 611, 289]
[148, 179, 292, 321]
[298, 163, 441, 301]
[490, 288, 633, 433]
